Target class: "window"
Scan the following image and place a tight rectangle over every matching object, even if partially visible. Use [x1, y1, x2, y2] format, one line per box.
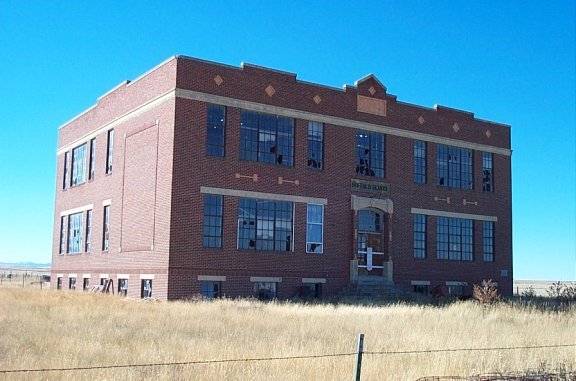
[483, 221, 494, 262]
[240, 111, 294, 166]
[413, 214, 426, 259]
[437, 217, 473, 261]
[447, 284, 465, 296]
[237, 199, 293, 252]
[355, 130, 385, 178]
[88, 138, 96, 180]
[141, 279, 152, 298]
[69, 277, 76, 290]
[59, 216, 66, 254]
[414, 140, 426, 184]
[358, 210, 381, 232]
[57, 277, 62, 290]
[71, 143, 87, 186]
[300, 283, 322, 298]
[413, 284, 428, 294]
[118, 279, 128, 297]
[201, 281, 221, 299]
[83, 277, 90, 291]
[306, 204, 324, 253]
[85, 210, 92, 253]
[206, 104, 226, 156]
[67, 212, 83, 254]
[102, 205, 110, 251]
[253, 282, 276, 300]
[436, 144, 473, 189]
[106, 129, 114, 174]
[63, 152, 70, 189]
[482, 152, 493, 192]
[203, 194, 223, 248]
[307, 121, 323, 170]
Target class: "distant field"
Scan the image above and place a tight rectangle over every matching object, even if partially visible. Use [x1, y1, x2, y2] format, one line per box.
[0, 288, 574, 380]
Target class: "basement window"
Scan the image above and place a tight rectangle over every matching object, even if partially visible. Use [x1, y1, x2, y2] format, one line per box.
[57, 277, 62, 290]
[253, 282, 276, 300]
[300, 283, 322, 298]
[201, 281, 221, 299]
[141, 279, 153, 299]
[118, 279, 128, 297]
[69, 277, 76, 290]
[413, 284, 428, 295]
[83, 277, 90, 291]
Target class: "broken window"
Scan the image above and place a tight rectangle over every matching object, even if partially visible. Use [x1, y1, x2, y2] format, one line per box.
[67, 212, 83, 254]
[413, 140, 426, 184]
[413, 284, 428, 294]
[306, 204, 323, 253]
[300, 283, 322, 298]
[118, 278, 128, 297]
[106, 129, 114, 174]
[253, 282, 276, 300]
[69, 277, 76, 290]
[71, 143, 87, 186]
[59, 216, 67, 254]
[355, 130, 385, 178]
[482, 152, 493, 192]
[141, 279, 152, 298]
[436, 217, 473, 261]
[102, 205, 110, 251]
[85, 210, 92, 253]
[483, 221, 494, 262]
[83, 277, 90, 291]
[203, 194, 223, 248]
[240, 110, 294, 166]
[358, 210, 381, 233]
[237, 198, 293, 252]
[201, 281, 221, 299]
[307, 121, 323, 170]
[436, 144, 473, 189]
[206, 104, 226, 157]
[413, 214, 426, 259]
[63, 151, 70, 189]
[88, 138, 96, 180]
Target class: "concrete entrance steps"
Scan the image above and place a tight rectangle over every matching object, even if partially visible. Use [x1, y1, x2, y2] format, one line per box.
[339, 276, 398, 298]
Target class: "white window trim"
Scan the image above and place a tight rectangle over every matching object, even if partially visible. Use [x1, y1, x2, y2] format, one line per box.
[198, 275, 226, 282]
[411, 280, 430, 286]
[60, 204, 94, 217]
[140, 274, 155, 280]
[302, 278, 326, 284]
[250, 276, 282, 283]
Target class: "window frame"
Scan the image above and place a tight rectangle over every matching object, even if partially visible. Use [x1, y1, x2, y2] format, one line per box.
[240, 110, 294, 166]
[85, 210, 92, 253]
[71, 143, 87, 187]
[63, 152, 70, 189]
[306, 203, 324, 254]
[358, 209, 382, 233]
[88, 138, 96, 180]
[355, 130, 385, 178]
[141, 279, 152, 299]
[253, 281, 277, 300]
[118, 278, 128, 297]
[482, 152, 493, 192]
[307, 121, 324, 170]
[203, 194, 223, 248]
[413, 140, 426, 184]
[436, 217, 474, 261]
[413, 214, 426, 259]
[200, 281, 221, 299]
[237, 198, 294, 252]
[106, 129, 114, 174]
[483, 221, 495, 262]
[67, 212, 83, 254]
[206, 104, 226, 157]
[436, 144, 473, 189]
[102, 205, 110, 252]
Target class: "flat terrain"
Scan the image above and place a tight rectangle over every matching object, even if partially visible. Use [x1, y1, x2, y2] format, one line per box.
[0, 288, 574, 380]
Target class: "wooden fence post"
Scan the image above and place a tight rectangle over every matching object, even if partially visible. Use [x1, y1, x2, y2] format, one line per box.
[354, 333, 364, 381]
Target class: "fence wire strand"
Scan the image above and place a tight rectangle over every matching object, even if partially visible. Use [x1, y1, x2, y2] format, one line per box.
[1, 343, 574, 374]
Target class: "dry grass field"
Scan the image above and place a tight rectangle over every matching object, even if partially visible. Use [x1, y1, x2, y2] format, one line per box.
[0, 288, 574, 381]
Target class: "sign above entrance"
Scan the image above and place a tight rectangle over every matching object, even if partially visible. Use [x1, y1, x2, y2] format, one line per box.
[351, 179, 391, 196]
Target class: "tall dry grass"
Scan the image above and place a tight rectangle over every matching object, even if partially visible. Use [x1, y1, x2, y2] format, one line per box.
[0, 288, 574, 380]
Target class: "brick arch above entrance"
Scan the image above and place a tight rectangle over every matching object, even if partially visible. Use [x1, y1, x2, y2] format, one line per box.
[351, 195, 393, 215]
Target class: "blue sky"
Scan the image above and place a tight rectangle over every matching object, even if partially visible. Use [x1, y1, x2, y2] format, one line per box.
[0, 1, 574, 280]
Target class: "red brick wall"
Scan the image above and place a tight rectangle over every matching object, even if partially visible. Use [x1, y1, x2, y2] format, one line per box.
[52, 56, 512, 300]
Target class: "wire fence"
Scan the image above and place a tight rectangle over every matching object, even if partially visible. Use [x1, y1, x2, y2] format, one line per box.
[1, 342, 574, 378]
